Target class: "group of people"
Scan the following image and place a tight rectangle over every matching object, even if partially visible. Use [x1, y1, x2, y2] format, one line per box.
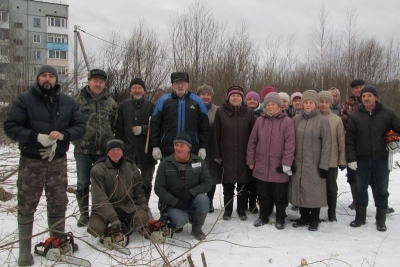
[4, 65, 400, 266]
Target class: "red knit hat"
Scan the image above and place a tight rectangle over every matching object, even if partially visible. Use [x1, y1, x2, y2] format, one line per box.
[261, 86, 276, 100]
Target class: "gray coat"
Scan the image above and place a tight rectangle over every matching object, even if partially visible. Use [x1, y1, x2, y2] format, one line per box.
[205, 103, 223, 185]
[289, 109, 331, 208]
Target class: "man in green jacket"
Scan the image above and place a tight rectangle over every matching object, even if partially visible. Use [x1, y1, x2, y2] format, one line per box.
[154, 132, 212, 240]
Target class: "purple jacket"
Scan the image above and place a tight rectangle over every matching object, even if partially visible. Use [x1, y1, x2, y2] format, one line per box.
[246, 110, 295, 183]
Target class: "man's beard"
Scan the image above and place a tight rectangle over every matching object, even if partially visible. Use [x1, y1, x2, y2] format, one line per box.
[41, 82, 54, 90]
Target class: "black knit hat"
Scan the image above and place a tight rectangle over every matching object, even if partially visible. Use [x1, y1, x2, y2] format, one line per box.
[171, 72, 189, 83]
[361, 85, 379, 98]
[129, 78, 146, 90]
[37, 65, 58, 82]
[350, 79, 365, 88]
[226, 86, 244, 99]
[173, 132, 192, 148]
[106, 139, 125, 153]
[88, 69, 107, 81]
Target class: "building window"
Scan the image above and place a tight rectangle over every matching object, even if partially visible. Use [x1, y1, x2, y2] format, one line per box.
[33, 50, 41, 60]
[33, 18, 41, 27]
[14, 39, 23, 45]
[0, 46, 8, 55]
[47, 17, 68, 28]
[0, 11, 8, 22]
[14, 22, 23, 28]
[0, 29, 9, 40]
[33, 66, 40, 76]
[15, 73, 23, 79]
[55, 66, 68, 75]
[14, 56, 23, 62]
[33, 34, 41, 44]
[48, 50, 67, 59]
[47, 33, 68, 44]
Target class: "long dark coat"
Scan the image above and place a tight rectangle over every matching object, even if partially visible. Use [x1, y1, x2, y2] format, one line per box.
[214, 102, 256, 184]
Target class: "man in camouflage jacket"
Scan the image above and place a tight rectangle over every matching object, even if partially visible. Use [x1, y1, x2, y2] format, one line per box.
[73, 69, 118, 227]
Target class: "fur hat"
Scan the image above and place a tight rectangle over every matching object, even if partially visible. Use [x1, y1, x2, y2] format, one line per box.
[173, 132, 192, 148]
[227, 86, 244, 99]
[261, 86, 276, 100]
[361, 85, 379, 98]
[88, 69, 107, 80]
[278, 92, 290, 104]
[37, 65, 58, 82]
[290, 92, 303, 103]
[197, 84, 214, 95]
[302, 90, 319, 105]
[318, 91, 333, 105]
[245, 91, 261, 104]
[129, 78, 146, 90]
[106, 139, 125, 153]
[171, 72, 189, 83]
[263, 92, 282, 107]
[350, 79, 365, 88]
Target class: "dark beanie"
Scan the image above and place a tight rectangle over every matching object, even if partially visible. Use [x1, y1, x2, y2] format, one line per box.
[106, 139, 125, 153]
[361, 85, 378, 98]
[350, 79, 365, 88]
[129, 78, 146, 90]
[88, 69, 107, 81]
[173, 132, 192, 148]
[37, 65, 58, 82]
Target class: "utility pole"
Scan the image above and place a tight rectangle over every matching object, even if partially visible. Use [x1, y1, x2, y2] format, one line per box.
[73, 25, 90, 93]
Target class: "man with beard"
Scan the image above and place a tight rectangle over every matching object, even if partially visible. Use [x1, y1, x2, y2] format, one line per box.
[4, 65, 86, 266]
[115, 78, 156, 203]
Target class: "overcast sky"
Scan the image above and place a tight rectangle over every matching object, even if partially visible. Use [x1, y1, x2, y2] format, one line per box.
[62, 0, 400, 57]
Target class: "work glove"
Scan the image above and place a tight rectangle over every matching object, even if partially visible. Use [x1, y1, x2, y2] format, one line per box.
[131, 126, 142, 136]
[175, 200, 188, 210]
[152, 147, 162, 161]
[339, 165, 346, 171]
[177, 190, 193, 203]
[39, 142, 57, 161]
[348, 161, 357, 171]
[198, 148, 206, 160]
[319, 168, 329, 179]
[37, 133, 56, 147]
[282, 165, 293, 176]
[214, 158, 222, 164]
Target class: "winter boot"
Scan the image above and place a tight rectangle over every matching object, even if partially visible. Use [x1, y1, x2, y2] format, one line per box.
[376, 208, 387, 232]
[237, 192, 248, 221]
[76, 188, 89, 227]
[292, 208, 310, 228]
[191, 212, 207, 240]
[275, 206, 286, 230]
[348, 183, 357, 210]
[350, 205, 367, 227]
[327, 195, 337, 222]
[254, 203, 269, 227]
[48, 214, 79, 252]
[18, 214, 34, 266]
[308, 208, 320, 231]
[223, 195, 234, 220]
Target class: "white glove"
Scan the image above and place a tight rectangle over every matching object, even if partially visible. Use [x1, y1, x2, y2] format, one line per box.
[48, 143, 57, 161]
[37, 133, 56, 147]
[152, 147, 162, 161]
[282, 165, 292, 176]
[131, 126, 142, 136]
[198, 148, 206, 160]
[214, 158, 222, 164]
[39, 142, 57, 161]
[348, 161, 358, 171]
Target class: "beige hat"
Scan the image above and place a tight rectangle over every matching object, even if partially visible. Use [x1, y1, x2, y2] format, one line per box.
[278, 92, 290, 103]
[318, 91, 333, 105]
[263, 92, 282, 107]
[302, 90, 319, 105]
[197, 84, 214, 96]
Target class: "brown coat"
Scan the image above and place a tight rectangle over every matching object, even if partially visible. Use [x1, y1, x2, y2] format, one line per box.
[289, 109, 331, 208]
[214, 102, 256, 184]
[205, 103, 223, 185]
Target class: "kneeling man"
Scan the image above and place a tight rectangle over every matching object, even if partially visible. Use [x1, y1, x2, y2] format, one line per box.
[154, 132, 211, 240]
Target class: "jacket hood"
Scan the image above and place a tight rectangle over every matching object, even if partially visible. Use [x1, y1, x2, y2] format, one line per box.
[29, 82, 61, 102]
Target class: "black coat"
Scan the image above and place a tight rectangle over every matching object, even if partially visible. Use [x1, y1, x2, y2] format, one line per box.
[346, 101, 400, 162]
[4, 83, 86, 158]
[115, 98, 156, 167]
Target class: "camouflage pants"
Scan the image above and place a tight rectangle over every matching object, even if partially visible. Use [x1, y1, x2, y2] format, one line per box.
[17, 156, 68, 217]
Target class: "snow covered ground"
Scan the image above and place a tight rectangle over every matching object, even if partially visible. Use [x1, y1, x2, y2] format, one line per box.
[0, 143, 400, 266]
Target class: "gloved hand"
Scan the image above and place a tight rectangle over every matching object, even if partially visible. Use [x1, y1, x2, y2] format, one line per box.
[177, 190, 193, 203]
[198, 148, 206, 160]
[48, 142, 57, 161]
[348, 161, 357, 171]
[40, 147, 52, 159]
[152, 147, 162, 161]
[110, 220, 122, 231]
[339, 165, 346, 171]
[175, 200, 188, 210]
[282, 165, 293, 176]
[319, 168, 329, 179]
[131, 126, 142, 136]
[37, 133, 56, 147]
[214, 158, 222, 164]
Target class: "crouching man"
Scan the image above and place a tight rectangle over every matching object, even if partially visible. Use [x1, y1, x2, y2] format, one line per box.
[154, 132, 211, 240]
[87, 139, 150, 245]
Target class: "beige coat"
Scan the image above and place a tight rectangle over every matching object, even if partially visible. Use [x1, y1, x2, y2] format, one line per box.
[289, 109, 331, 208]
